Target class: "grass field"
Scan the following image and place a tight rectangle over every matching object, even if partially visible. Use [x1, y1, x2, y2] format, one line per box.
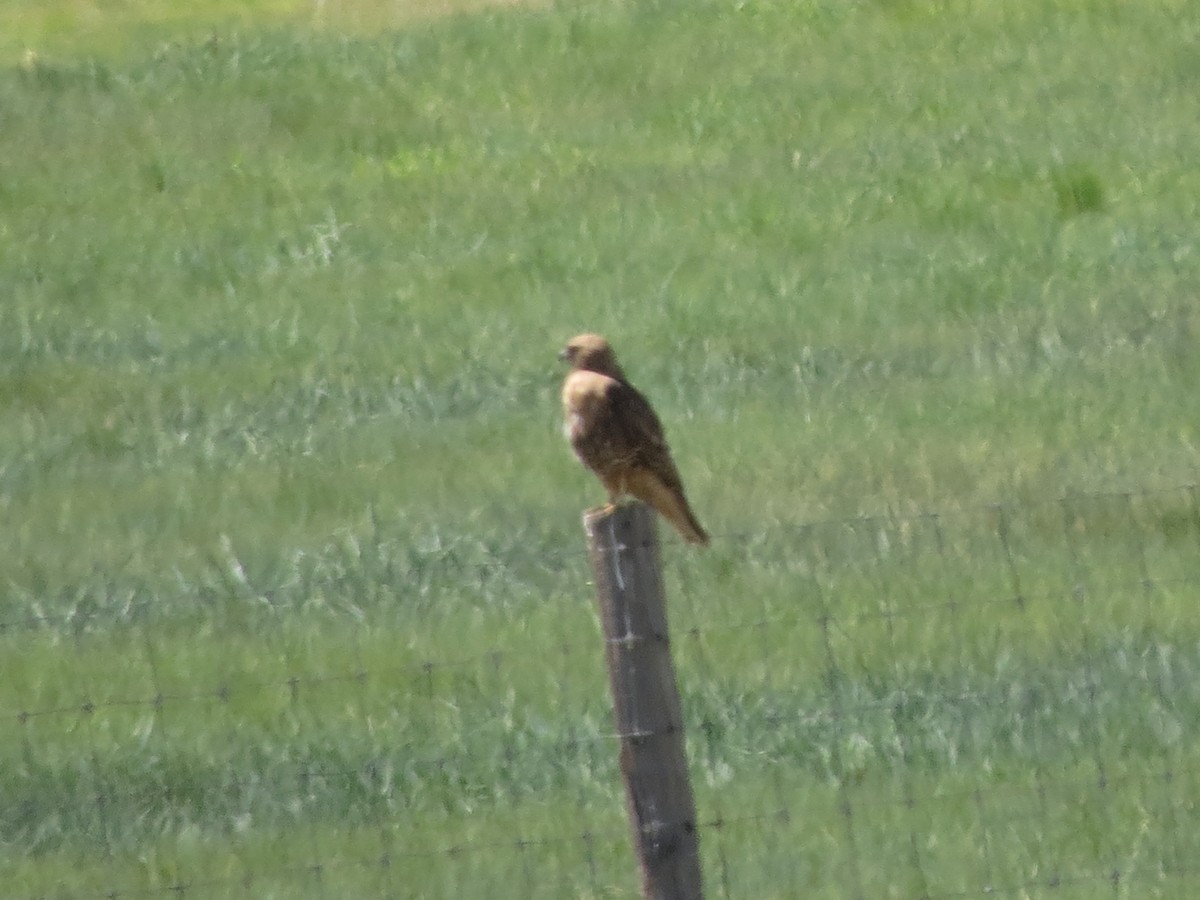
[3, 0, 1200, 896]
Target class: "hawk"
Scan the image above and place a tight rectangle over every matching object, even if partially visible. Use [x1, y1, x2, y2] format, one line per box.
[559, 333, 709, 546]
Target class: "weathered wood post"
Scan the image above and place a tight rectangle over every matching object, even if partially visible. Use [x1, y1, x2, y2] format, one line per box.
[584, 501, 704, 900]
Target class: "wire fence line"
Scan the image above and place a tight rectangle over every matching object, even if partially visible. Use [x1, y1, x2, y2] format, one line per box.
[3, 479, 1198, 634]
[5, 482, 1200, 897]
[9, 567, 1200, 783]
[19, 804, 1198, 900]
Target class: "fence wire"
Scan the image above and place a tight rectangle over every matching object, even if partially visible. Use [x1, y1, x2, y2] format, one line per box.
[4, 483, 1200, 898]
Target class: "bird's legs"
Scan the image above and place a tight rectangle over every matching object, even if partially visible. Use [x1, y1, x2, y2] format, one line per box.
[590, 495, 619, 516]
[587, 472, 630, 516]
[588, 486, 624, 517]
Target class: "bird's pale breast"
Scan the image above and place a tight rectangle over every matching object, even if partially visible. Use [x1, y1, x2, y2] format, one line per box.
[563, 412, 584, 442]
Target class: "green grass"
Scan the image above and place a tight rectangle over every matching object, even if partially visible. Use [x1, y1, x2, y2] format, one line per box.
[0, 0, 536, 63]
[3, 0, 1200, 896]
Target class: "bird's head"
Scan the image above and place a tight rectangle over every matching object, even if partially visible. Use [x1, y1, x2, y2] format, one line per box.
[559, 333, 626, 380]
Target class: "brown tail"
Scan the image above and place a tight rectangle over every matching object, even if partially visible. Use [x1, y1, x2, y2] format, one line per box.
[672, 501, 710, 546]
[630, 471, 710, 546]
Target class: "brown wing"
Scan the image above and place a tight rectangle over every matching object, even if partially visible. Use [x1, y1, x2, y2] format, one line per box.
[605, 382, 688, 492]
[594, 382, 709, 545]
[568, 375, 677, 481]
[564, 371, 708, 545]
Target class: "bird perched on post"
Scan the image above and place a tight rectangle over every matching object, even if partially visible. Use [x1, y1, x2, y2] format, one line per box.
[559, 333, 709, 546]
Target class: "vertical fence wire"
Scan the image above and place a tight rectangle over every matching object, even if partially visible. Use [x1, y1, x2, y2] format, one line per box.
[817, 588, 868, 900]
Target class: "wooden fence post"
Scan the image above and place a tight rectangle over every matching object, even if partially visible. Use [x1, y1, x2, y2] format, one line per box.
[584, 501, 704, 900]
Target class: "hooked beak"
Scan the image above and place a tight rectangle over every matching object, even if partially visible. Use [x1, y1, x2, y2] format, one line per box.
[557, 347, 571, 363]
